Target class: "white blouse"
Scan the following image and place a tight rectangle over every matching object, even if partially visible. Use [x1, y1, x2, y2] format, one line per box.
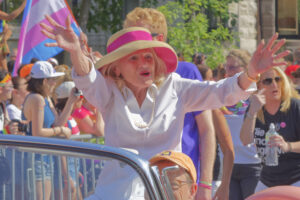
[72, 65, 256, 160]
[72, 64, 256, 199]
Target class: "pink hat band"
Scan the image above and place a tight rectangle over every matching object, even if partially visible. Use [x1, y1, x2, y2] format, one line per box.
[95, 27, 178, 73]
[107, 30, 152, 53]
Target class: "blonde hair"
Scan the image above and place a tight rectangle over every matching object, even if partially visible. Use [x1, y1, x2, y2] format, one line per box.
[257, 67, 300, 123]
[101, 48, 167, 97]
[227, 49, 251, 69]
[124, 7, 168, 40]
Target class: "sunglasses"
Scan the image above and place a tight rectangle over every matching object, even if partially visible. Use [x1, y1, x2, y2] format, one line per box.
[261, 77, 281, 85]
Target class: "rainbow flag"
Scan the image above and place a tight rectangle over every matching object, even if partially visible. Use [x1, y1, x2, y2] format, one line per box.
[13, 0, 81, 76]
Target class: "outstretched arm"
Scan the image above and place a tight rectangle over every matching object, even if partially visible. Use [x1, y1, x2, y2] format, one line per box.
[40, 15, 90, 76]
[0, 0, 26, 21]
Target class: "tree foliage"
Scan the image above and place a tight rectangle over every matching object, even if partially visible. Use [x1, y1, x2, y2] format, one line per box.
[158, 0, 240, 68]
[73, 0, 159, 33]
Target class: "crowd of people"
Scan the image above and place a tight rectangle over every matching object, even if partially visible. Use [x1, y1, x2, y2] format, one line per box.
[0, 4, 300, 200]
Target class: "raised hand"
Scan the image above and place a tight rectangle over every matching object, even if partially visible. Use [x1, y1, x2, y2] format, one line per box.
[247, 33, 290, 78]
[248, 89, 266, 115]
[40, 15, 80, 53]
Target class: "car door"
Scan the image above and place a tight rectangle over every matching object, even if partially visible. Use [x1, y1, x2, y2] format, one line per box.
[0, 135, 165, 200]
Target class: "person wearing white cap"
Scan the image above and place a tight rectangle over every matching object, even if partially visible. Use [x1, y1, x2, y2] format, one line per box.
[48, 57, 59, 67]
[22, 61, 72, 200]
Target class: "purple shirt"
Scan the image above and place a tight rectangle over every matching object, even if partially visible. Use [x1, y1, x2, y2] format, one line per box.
[176, 61, 203, 182]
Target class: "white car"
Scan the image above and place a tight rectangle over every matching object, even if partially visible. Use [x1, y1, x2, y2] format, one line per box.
[0, 135, 177, 200]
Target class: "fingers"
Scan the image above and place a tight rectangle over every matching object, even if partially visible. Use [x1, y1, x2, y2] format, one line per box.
[40, 22, 54, 34]
[45, 42, 58, 47]
[256, 39, 265, 55]
[274, 50, 290, 60]
[272, 61, 288, 67]
[41, 29, 56, 40]
[65, 15, 72, 30]
[271, 39, 286, 54]
[45, 14, 64, 29]
[265, 33, 278, 51]
[258, 88, 266, 95]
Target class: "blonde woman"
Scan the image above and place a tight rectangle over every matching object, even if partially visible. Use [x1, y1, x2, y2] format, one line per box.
[41, 14, 287, 199]
[240, 67, 300, 192]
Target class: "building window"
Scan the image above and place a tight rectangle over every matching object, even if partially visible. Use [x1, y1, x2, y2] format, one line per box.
[276, 0, 300, 39]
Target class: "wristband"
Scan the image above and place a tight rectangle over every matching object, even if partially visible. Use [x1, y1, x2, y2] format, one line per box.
[199, 181, 212, 186]
[245, 70, 260, 82]
[199, 183, 212, 190]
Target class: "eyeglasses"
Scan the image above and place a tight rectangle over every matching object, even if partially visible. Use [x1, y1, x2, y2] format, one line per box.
[261, 77, 281, 85]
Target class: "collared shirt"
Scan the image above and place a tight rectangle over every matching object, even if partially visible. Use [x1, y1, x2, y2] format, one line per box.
[72, 64, 255, 199]
[72, 64, 256, 160]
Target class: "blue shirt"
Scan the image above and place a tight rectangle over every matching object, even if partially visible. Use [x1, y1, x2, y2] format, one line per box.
[176, 61, 203, 182]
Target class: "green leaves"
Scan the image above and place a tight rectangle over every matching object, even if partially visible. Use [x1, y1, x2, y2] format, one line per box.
[158, 0, 240, 68]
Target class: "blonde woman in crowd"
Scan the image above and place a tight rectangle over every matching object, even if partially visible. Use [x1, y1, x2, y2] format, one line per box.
[240, 67, 300, 192]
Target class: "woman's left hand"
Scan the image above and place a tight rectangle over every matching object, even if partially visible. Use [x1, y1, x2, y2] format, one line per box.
[268, 135, 290, 153]
[247, 33, 290, 78]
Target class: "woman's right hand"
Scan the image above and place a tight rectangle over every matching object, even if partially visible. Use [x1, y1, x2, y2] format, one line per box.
[248, 89, 266, 115]
[57, 126, 72, 139]
[40, 15, 80, 53]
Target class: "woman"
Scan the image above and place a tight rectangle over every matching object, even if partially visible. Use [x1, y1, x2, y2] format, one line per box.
[223, 49, 263, 200]
[240, 67, 300, 192]
[7, 77, 28, 121]
[23, 61, 72, 200]
[40, 15, 287, 199]
[72, 98, 104, 137]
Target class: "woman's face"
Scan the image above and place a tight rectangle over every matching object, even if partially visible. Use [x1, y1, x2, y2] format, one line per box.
[0, 80, 13, 101]
[116, 49, 155, 92]
[44, 77, 57, 96]
[258, 70, 282, 102]
[16, 78, 29, 99]
[225, 56, 244, 77]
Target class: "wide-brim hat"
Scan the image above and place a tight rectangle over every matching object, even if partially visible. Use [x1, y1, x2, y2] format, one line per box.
[95, 27, 178, 73]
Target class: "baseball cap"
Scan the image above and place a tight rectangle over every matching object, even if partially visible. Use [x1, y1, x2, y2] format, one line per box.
[149, 150, 197, 183]
[30, 61, 65, 79]
[19, 64, 34, 78]
[285, 65, 300, 78]
[55, 81, 75, 99]
[48, 58, 59, 66]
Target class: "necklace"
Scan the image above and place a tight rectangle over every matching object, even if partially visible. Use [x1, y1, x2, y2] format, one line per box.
[132, 88, 156, 129]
